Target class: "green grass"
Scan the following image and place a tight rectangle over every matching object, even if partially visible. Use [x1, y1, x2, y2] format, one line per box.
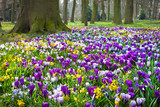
[68, 20, 160, 27]
[0, 20, 160, 43]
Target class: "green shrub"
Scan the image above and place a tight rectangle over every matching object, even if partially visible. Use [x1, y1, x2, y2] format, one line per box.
[138, 9, 146, 20]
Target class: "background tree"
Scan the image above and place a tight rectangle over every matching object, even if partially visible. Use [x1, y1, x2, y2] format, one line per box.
[11, 0, 16, 23]
[83, 0, 88, 26]
[10, 0, 68, 33]
[90, 0, 97, 24]
[0, 22, 1, 29]
[124, 0, 134, 24]
[63, 0, 68, 24]
[101, 0, 105, 21]
[81, 0, 84, 23]
[71, 0, 76, 22]
[107, 0, 111, 21]
[113, 0, 122, 24]
[2, 0, 7, 21]
[152, 0, 159, 19]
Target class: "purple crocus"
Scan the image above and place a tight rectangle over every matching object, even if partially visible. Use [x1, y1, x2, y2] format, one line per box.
[6, 62, 9, 67]
[42, 89, 48, 98]
[89, 75, 94, 80]
[77, 77, 82, 85]
[154, 90, 160, 98]
[126, 80, 133, 87]
[94, 69, 99, 76]
[20, 78, 24, 86]
[14, 80, 19, 88]
[38, 82, 43, 90]
[106, 71, 113, 77]
[61, 85, 68, 95]
[29, 84, 35, 96]
[85, 102, 91, 107]
[158, 74, 160, 82]
[71, 54, 78, 62]
[42, 102, 49, 107]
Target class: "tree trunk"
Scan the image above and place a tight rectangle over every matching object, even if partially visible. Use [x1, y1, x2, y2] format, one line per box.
[90, 0, 97, 24]
[10, 0, 69, 33]
[81, 0, 84, 23]
[71, 0, 76, 22]
[101, 0, 105, 21]
[11, 0, 16, 23]
[148, 0, 153, 19]
[113, 0, 122, 24]
[63, 0, 68, 24]
[152, 0, 159, 19]
[0, 22, 1, 30]
[107, 0, 110, 21]
[124, 0, 133, 24]
[84, 0, 88, 26]
[2, 0, 7, 21]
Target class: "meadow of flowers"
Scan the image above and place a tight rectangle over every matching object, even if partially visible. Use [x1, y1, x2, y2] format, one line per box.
[0, 27, 160, 107]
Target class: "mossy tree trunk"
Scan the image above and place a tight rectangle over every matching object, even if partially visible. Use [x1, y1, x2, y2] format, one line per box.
[0, 22, 1, 30]
[124, 0, 133, 24]
[90, 0, 97, 24]
[101, 0, 105, 21]
[63, 0, 68, 24]
[107, 0, 110, 21]
[71, 0, 76, 22]
[81, 0, 85, 23]
[10, 0, 69, 33]
[11, 0, 16, 23]
[84, 0, 88, 26]
[2, 0, 7, 21]
[113, 0, 122, 24]
[148, 0, 153, 19]
[152, 0, 159, 19]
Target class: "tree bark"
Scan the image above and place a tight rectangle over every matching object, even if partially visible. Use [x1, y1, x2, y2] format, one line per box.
[71, 0, 76, 22]
[81, 0, 85, 23]
[124, 0, 133, 24]
[11, 0, 16, 23]
[0, 22, 1, 30]
[152, 0, 159, 19]
[10, 0, 69, 33]
[90, 0, 97, 24]
[84, 0, 88, 26]
[113, 0, 122, 24]
[101, 0, 105, 21]
[107, 0, 110, 21]
[63, 0, 68, 24]
[2, 0, 7, 21]
[148, 0, 153, 19]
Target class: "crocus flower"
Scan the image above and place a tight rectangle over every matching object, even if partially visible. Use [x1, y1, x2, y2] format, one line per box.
[77, 77, 82, 85]
[42, 89, 48, 98]
[61, 85, 68, 95]
[20, 78, 24, 86]
[29, 84, 35, 96]
[38, 82, 43, 90]
[94, 69, 99, 76]
[57, 97, 64, 105]
[71, 54, 78, 62]
[85, 102, 91, 107]
[158, 74, 160, 82]
[14, 80, 19, 88]
[126, 80, 133, 87]
[89, 75, 94, 80]
[155, 90, 160, 98]
[130, 100, 136, 107]
[42, 102, 49, 107]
